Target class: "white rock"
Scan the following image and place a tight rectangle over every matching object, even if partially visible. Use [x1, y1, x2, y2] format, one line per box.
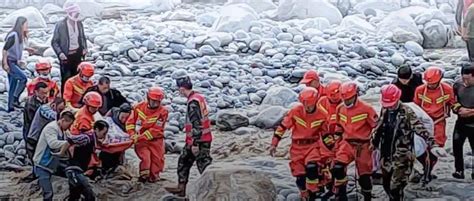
[43, 48, 56, 58]
[273, 0, 342, 24]
[1, 6, 46, 28]
[320, 40, 339, 54]
[199, 45, 217, 55]
[391, 53, 405, 66]
[377, 11, 423, 44]
[404, 41, 424, 56]
[249, 40, 262, 51]
[339, 15, 376, 33]
[354, 0, 401, 13]
[127, 49, 140, 62]
[208, 32, 234, 46]
[293, 35, 304, 43]
[145, 0, 180, 13]
[204, 37, 222, 50]
[421, 19, 448, 48]
[164, 10, 195, 21]
[301, 18, 331, 31]
[226, 0, 277, 13]
[277, 33, 293, 41]
[64, 0, 104, 19]
[196, 12, 219, 27]
[94, 35, 117, 47]
[254, 106, 288, 129]
[41, 3, 64, 16]
[251, 68, 263, 76]
[261, 86, 298, 107]
[212, 4, 259, 32]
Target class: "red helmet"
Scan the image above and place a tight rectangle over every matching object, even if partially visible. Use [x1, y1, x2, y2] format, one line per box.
[299, 87, 319, 106]
[424, 66, 443, 84]
[35, 59, 52, 71]
[78, 62, 95, 77]
[83, 91, 102, 108]
[300, 70, 320, 84]
[341, 82, 358, 100]
[326, 80, 342, 103]
[380, 84, 401, 108]
[148, 87, 165, 101]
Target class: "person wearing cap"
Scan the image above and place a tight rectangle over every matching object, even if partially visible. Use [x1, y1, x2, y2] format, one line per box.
[63, 62, 94, 108]
[126, 87, 168, 183]
[81, 76, 129, 116]
[51, 2, 88, 92]
[371, 84, 434, 201]
[300, 69, 326, 99]
[165, 76, 213, 197]
[392, 65, 423, 103]
[451, 64, 474, 179]
[332, 82, 378, 201]
[26, 59, 60, 103]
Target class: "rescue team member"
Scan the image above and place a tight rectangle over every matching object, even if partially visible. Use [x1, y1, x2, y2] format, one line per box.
[63, 62, 94, 108]
[414, 66, 459, 179]
[372, 85, 434, 201]
[333, 82, 378, 201]
[300, 69, 326, 98]
[315, 80, 343, 198]
[452, 65, 474, 179]
[23, 82, 49, 143]
[26, 59, 60, 102]
[268, 87, 328, 200]
[82, 76, 129, 116]
[69, 91, 102, 178]
[51, 3, 88, 93]
[126, 87, 169, 183]
[165, 76, 213, 197]
[392, 65, 423, 103]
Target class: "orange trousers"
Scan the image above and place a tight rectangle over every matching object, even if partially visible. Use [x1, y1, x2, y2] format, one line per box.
[335, 140, 373, 176]
[135, 139, 165, 181]
[289, 143, 320, 176]
[434, 120, 447, 147]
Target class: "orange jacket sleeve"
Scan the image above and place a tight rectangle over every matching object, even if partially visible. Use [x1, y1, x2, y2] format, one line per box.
[125, 106, 139, 136]
[63, 80, 74, 107]
[413, 86, 422, 106]
[271, 109, 294, 147]
[141, 109, 169, 140]
[446, 85, 460, 112]
[26, 82, 34, 96]
[52, 82, 60, 98]
[367, 105, 378, 128]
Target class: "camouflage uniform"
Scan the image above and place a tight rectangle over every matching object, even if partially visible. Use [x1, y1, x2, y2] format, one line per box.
[371, 103, 434, 201]
[177, 142, 212, 183]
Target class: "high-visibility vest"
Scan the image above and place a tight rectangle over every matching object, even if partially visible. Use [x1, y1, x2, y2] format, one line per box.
[185, 92, 212, 145]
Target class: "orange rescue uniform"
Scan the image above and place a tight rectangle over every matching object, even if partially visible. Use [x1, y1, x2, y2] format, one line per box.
[126, 101, 168, 180]
[26, 78, 60, 102]
[63, 75, 93, 108]
[272, 103, 328, 191]
[335, 100, 378, 177]
[414, 82, 458, 147]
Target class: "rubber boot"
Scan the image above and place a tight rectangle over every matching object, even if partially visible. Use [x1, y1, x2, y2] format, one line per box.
[165, 183, 186, 197]
[334, 185, 347, 201]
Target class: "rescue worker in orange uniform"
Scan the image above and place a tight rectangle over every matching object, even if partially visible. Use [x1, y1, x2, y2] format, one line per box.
[269, 87, 328, 200]
[413, 66, 459, 180]
[333, 82, 378, 201]
[315, 80, 343, 198]
[69, 92, 102, 176]
[300, 69, 326, 98]
[126, 87, 169, 183]
[26, 59, 60, 102]
[63, 62, 94, 108]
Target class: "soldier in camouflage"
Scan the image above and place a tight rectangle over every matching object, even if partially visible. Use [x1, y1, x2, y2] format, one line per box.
[372, 85, 434, 201]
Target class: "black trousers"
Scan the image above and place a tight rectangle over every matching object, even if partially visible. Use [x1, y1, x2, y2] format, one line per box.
[60, 52, 83, 95]
[467, 39, 474, 62]
[99, 151, 122, 174]
[453, 122, 474, 172]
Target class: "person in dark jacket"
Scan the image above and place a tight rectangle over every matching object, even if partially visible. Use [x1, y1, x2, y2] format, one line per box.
[23, 82, 49, 142]
[81, 76, 129, 116]
[2, 17, 29, 112]
[392, 66, 423, 103]
[51, 3, 88, 93]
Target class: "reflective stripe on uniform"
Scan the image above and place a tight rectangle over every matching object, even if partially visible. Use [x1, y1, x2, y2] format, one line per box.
[311, 120, 323, 128]
[275, 130, 284, 137]
[126, 124, 136, 130]
[436, 95, 450, 104]
[136, 109, 147, 120]
[72, 84, 84, 95]
[293, 116, 307, 127]
[351, 113, 368, 123]
[339, 114, 347, 123]
[306, 178, 319, 184]
[453, 103, 462, 110]
[318, 103, 328, 114]
[330, 114, 337, 121]
[143, 130, 153, 140]
[417, 94, 432, 104]
[335, 177, 348, 186]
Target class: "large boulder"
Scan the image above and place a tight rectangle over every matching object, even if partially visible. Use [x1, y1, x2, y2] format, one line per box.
[41, 3, 65, 16]
[187, 166, 277, 201]
[354, 0, 401, 13]
[1, 7, 47, 28]
[421, 20, 448, 48]
[339, 15, 376, 33]
[147, 0, 181, 12]
[253, 106, 288, 129]
[301, 18, 331, 31]
[216, 110, 250, 131]
[64, 0, 104, 19]
[212, 4, 259, 32]
[225, 0, 277, 13]
[273, 0, 343, 24]
[261, 86, 298, 107]
[377, 11, 423, 44]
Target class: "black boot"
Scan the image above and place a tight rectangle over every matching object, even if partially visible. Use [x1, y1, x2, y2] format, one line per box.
[334, 185, 347, 201]
[452, 171, 465, 179]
